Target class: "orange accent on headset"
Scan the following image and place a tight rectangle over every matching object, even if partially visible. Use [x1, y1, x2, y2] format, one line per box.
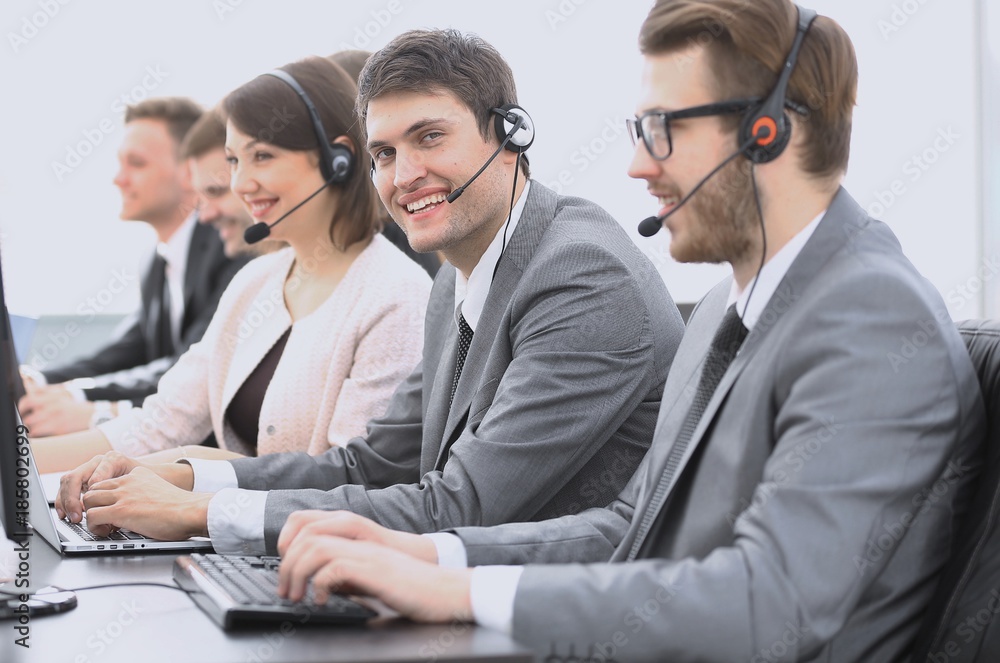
[753, 117, 778, 146]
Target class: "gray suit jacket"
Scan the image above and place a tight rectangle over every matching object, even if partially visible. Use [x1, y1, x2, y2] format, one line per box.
[229, 182, 684, 554]
[455, 189, 986, 662]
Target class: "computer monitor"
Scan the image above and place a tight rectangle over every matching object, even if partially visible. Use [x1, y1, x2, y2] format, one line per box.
[0, 246, 29, 543]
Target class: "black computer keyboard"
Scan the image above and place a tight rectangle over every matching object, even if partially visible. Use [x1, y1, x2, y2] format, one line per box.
[173, 553, 377, 629]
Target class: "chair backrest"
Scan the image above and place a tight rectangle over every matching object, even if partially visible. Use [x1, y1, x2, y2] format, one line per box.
[912, 319, 1000, 661]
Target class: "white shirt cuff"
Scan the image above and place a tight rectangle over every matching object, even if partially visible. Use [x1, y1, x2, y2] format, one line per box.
[64, 380, 89, 403]
[206, 488, 268, 556]
[424, 533, 468, 568]
[19, 365, 46, 387]
[184, 459, 239, 493]
[470, 566, 524, 636]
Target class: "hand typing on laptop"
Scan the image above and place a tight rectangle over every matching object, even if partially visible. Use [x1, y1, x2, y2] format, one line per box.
[54, 450, 209, 540]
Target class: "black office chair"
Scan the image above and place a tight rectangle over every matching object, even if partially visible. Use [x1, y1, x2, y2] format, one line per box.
[911, 319, 1000, 661]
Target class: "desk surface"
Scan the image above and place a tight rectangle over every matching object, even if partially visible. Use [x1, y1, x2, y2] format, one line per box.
[0, 535, 533, 663]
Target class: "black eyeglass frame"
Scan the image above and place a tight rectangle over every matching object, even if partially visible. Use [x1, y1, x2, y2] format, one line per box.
[627, 97, 810, 161]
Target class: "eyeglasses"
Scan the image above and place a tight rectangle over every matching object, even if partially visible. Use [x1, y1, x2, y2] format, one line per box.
[627, 98, 809, 161]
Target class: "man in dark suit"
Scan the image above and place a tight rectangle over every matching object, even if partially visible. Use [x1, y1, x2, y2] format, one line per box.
[20, 98, 247, 436]
[57, 30, 685, 559]
[261, 3, 985, 661]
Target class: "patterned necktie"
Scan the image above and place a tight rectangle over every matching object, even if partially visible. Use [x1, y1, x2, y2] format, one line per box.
[449, 313, 474, 406]
[626, 304, 749, 561]
[155, 253, 175, 356]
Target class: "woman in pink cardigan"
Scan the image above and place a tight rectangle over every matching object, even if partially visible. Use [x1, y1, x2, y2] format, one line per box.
[34, 57, 431, 471]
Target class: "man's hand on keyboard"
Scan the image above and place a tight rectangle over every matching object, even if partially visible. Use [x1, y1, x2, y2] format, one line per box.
[55, 450, 141, 523]
[78, 466, 211, 540]
[278, 533, 473, 624]
[55, 450, 195, 524]
[277, 511, 437, 563]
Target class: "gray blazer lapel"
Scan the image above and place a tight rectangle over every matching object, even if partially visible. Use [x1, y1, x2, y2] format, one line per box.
[632, 187, 869, 535]
[435, 183, 556, 465]
[419, 267, 460, 473]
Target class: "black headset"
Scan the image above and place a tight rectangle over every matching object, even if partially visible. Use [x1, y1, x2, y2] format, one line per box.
[263, 69, 354, 184]
[738, 5, 818, 164]
[491, 103, 534, 153]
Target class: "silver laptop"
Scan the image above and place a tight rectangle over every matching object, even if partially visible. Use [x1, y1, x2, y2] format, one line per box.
[20, 423, 212, 554]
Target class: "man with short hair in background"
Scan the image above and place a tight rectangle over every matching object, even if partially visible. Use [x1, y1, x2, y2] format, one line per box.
[20, 98, 247, 436]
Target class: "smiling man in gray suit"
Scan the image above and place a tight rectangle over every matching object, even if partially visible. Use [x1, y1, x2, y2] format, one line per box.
[271, 2, 986, 661]
[58, 30, 684, 556]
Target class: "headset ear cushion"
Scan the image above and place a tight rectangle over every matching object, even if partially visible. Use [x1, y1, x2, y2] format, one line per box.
[493, 104, 534, 153]
[740, 108, 792, 164]
[327, 144, 354, 183]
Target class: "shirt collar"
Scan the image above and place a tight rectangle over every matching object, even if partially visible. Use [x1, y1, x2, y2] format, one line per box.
[727, 210, 826, 331]
[454, 180, 531, 331]
[156, 212, 197, 269]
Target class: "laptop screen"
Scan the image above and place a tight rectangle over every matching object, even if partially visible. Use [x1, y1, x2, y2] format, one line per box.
[0, 246, 29, 542]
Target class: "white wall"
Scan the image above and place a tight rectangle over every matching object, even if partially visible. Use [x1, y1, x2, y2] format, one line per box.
[0, 0, 984, 319]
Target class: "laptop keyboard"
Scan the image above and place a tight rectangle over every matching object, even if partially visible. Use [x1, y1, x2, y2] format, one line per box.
[62, 519, 147, 542]
[174, 554, 376, 629]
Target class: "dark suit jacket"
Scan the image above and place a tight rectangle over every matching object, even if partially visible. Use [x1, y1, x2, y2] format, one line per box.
[381, 221, 440, 278]
[228, 182, 685, 554]
[43, 221, 248, 405]
[455, 189, 986, 662]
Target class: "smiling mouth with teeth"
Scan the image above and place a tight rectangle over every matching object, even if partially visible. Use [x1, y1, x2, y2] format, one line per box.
[406, 193, 448, 213]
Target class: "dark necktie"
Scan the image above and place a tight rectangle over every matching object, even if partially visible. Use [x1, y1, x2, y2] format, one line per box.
[449, 313, 474, 406]
[155, 254, 175, 356]
[626, 304, 749, 561]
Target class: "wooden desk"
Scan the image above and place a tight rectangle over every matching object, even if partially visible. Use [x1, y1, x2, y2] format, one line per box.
[0, 535, 533, 663]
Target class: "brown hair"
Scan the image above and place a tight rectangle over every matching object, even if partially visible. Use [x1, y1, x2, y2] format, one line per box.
[357, 29, 529, 177]
[125, 97, 203, 149]
[179, 107, 226, 160]
[639, 0, 858, 179]
[327, 50, 371, 85]
[223, 56, 381, 249]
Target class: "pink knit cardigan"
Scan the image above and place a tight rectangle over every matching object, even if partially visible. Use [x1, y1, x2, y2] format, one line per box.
[99, 235, 431, 457]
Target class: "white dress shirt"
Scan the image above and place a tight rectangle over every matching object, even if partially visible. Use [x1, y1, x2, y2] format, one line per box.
[190, 182, 532, 556]
[457, 209, 827, 635]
